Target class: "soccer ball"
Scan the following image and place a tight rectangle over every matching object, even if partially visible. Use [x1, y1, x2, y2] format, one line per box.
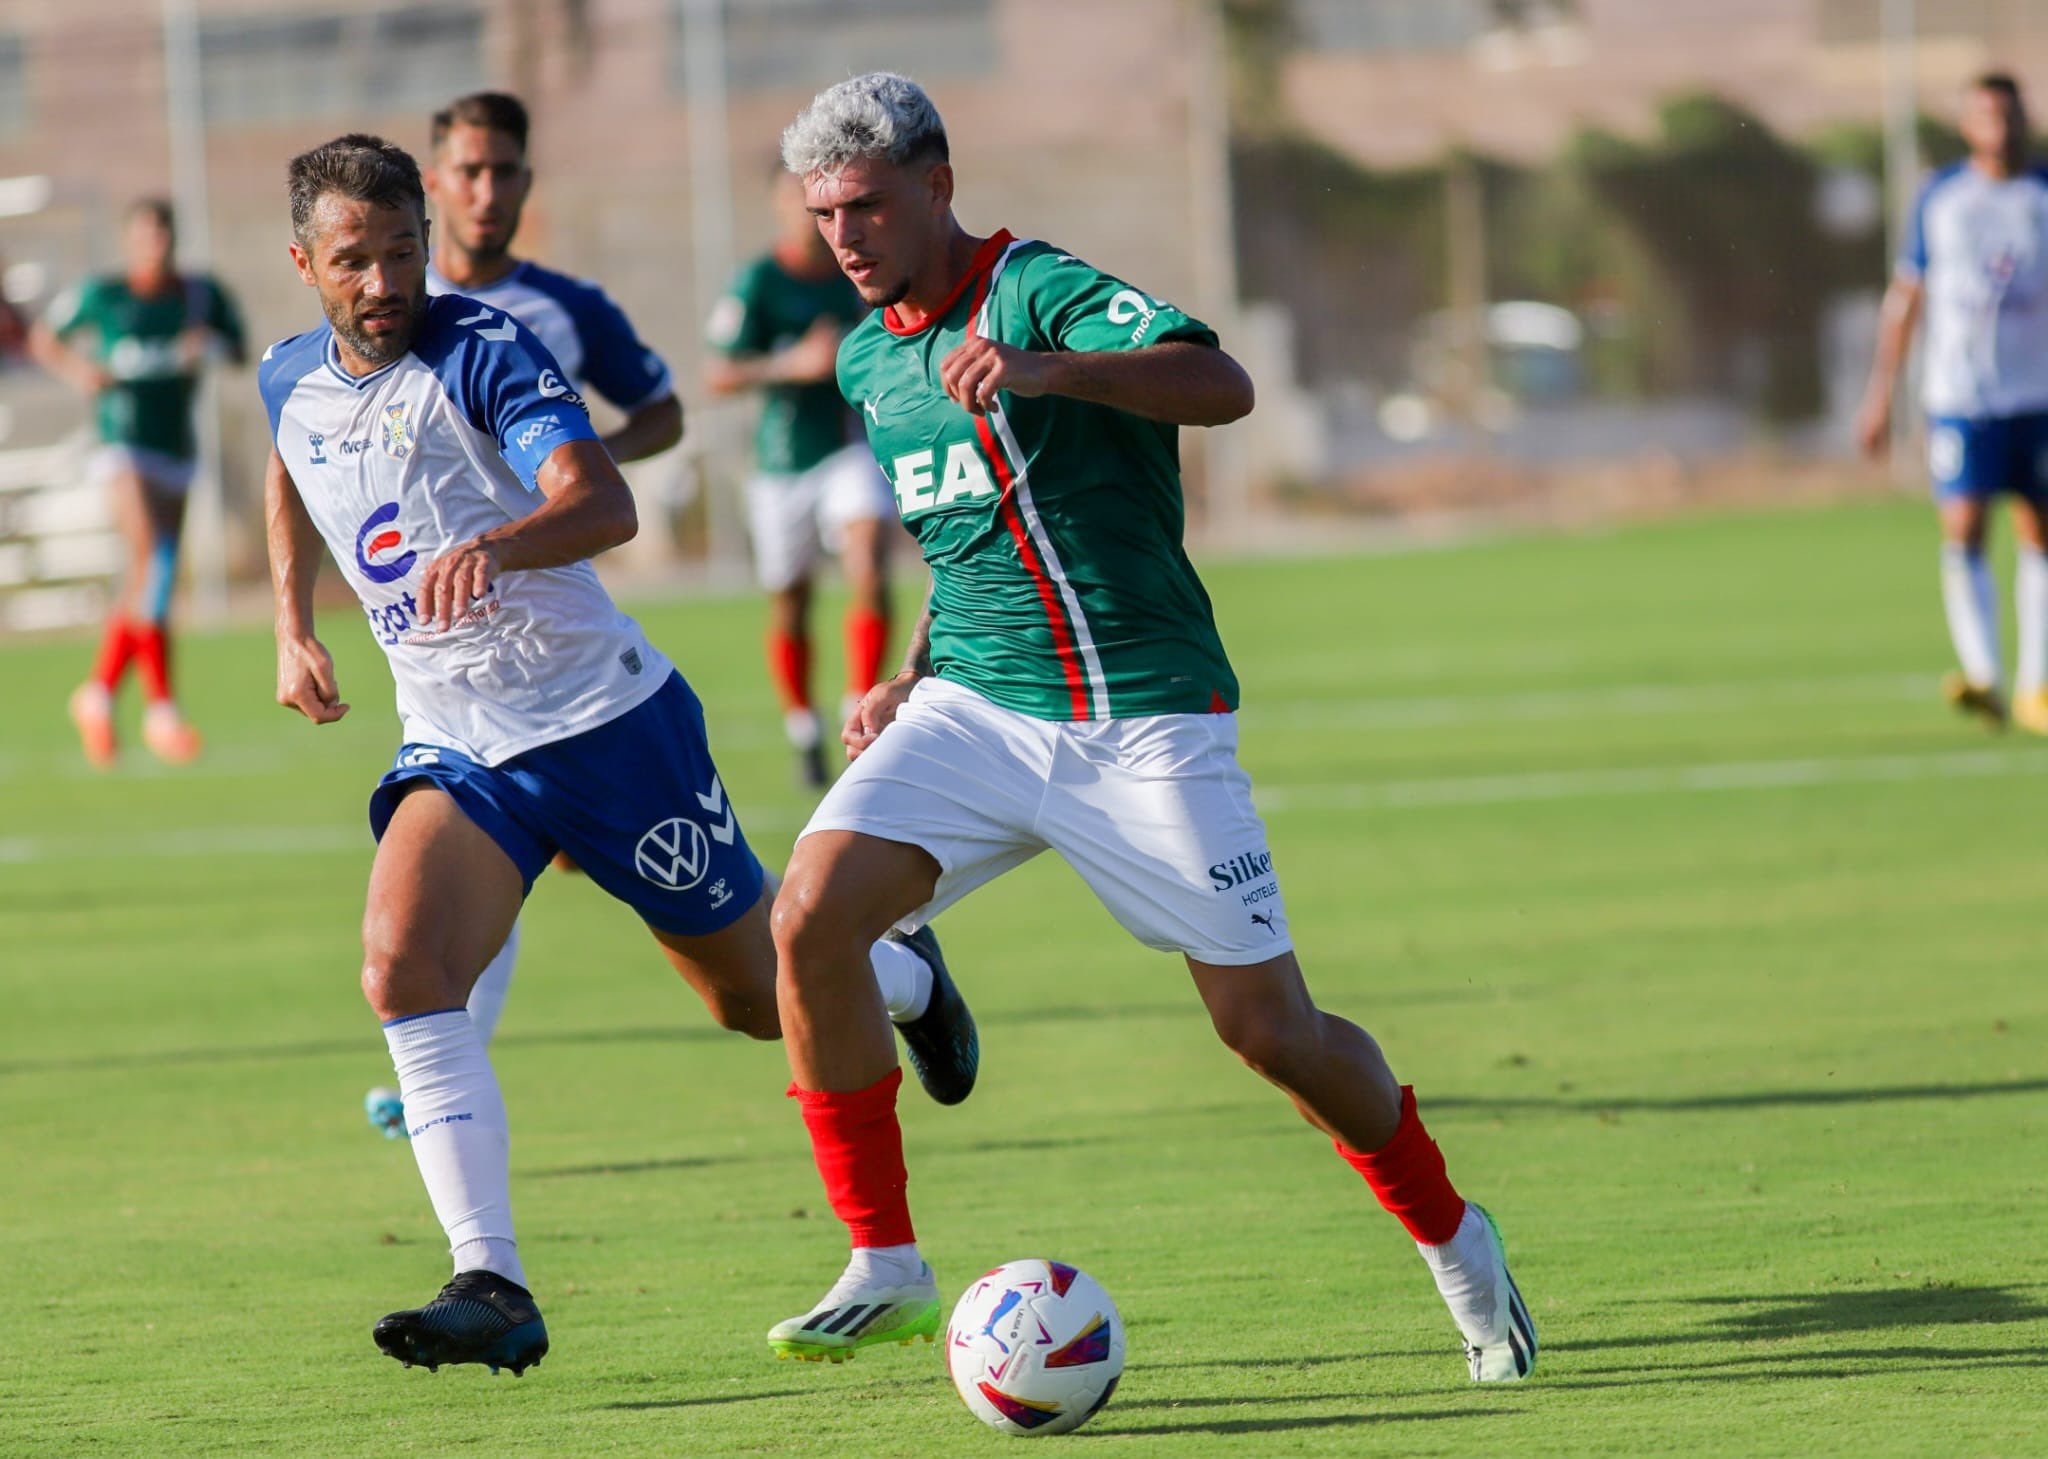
[945, 1259, 1125, 1436]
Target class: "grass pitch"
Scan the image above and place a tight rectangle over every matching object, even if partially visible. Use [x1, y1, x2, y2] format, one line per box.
[4, 496, 2046, 1457]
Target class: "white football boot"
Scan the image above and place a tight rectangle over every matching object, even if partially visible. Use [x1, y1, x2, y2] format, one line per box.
[767, 1252, 942, 1363]
[1420, 1202, 1537, 1382]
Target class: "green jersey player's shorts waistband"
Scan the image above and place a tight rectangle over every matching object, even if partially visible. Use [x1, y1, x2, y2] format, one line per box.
[368, 670, 765, 937]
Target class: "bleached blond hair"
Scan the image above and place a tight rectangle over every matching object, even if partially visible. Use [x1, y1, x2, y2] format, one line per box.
[781, 72, 949, 178]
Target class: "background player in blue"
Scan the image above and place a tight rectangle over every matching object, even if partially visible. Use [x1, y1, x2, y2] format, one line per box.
[352, 90, 687, 1139]
[260, 134, 974, 1377]
[1858, 73, 2048, 733]
[425, 91, 682, 463]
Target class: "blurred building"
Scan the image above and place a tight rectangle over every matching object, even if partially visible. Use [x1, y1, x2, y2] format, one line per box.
[1285, 0, 2048, 167]
[1, 0, 2044, 618]
[0, 0, 1256, 592]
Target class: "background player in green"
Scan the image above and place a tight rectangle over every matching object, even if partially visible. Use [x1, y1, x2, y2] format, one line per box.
[760, 73, 1537, 1385]
[707, 167, 897, 787]
[32, 199, 246, 767]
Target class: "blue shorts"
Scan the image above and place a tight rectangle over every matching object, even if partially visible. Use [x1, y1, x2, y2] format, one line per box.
[1928, 413, 2048, 503]
[368, 672, 766, 938]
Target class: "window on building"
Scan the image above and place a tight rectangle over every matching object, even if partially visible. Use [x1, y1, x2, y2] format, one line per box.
[199, 6, 485, 125]
[675, 0, 996, 96]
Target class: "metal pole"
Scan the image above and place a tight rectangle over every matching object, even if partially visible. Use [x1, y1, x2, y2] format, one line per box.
[161, 0, 229, 624]
[1881, 0, 1919, 469]
[679, 0, 741, 576]
[1445, 150, 1489, 432]
[1187, 0, 1250, 533]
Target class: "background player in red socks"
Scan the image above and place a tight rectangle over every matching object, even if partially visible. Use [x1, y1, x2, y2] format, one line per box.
[33, 199, 246, 766]
[707, 167, 897, 788]
[763, 74, 1536, 1381]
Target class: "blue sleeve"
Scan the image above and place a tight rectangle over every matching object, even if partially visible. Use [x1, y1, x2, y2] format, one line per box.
[433, 300, 603, 489]
[566, 282, 674, 413]
[257, 331, 320, 438]
[1898, 173, 1938, 278]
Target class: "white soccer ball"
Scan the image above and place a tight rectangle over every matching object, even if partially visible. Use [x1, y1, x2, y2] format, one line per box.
[945, 1258, 1125, 1437]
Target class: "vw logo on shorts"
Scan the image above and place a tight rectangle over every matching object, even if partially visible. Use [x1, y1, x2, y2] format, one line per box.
[635, 816, 710, 891]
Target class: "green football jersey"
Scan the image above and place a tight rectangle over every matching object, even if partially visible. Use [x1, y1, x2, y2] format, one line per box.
[44, 273, 244, 461]
[708, 253, 864, 475]
[837, 231, 1238, 722]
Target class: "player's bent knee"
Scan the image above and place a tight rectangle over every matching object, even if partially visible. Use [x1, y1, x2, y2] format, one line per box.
[359, 947, 465, 1022]
[769, 876, 864, 966]
[705, 988, 782, 1041]
[1210, 1002, 1325, 1087]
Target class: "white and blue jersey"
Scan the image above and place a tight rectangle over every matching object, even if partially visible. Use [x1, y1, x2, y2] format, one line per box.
[261, 294, 761, 935]
[1900, 162, 2048, 420]
[426, 260, 672, 414]
[260, 292, 672, 766]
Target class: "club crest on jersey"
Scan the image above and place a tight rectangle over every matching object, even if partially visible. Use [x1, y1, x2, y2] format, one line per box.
[355, 501, 417, 584]
[381, 403, 416, 460]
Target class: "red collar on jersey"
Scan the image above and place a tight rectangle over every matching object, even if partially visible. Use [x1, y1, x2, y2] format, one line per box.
[882, 230, 1016, 337]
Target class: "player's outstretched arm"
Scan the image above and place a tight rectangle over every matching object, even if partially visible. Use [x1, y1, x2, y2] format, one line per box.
[417, 438, 639, 633]
[602, 391, 684, 464]
[939, 338, 1253, 427]
[704, 318, 842, 396]
[1857, 276, 1923, 460]
[26, 319, 110, 397]
[266, 445, 348, 725]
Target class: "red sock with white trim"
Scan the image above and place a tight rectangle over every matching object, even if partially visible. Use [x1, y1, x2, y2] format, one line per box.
[768, 630, 811, 712]
[133, 622, 173, 704]
[90, 616, 137, 692]
[844, 607, 890, 696]
[789, 1067, 916, 1248]
[1332, 1085, 1467, 1246]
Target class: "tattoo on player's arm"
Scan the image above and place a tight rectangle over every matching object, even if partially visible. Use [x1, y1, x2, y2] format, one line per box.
[903, 599, 935, 678]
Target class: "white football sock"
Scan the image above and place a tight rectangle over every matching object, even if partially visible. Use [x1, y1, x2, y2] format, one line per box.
[1941, 544, 2003, 689]
[870, 936, 933, 1023]
[815, 1243, 929, 1307]
[383, 1009, 526, 1288]
[465, 919, 519, 1045]
[784, 707, 822, 750]
[1417, 1202, 1503, 1338]
[2017, 547, 2048, 695]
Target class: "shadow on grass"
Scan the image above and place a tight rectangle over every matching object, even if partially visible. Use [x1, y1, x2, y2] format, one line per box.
[1571, 1343, 2048, 1379]
[1430, 1078, 2048, 1117]
[1085, 1407, 1514, 1438]
[1547, 1284, 2048, 1390]
[1687, 1284, 2048, 1339]
[1148, 1354, 1364, 1373]
[1564, 1283, 2048, 1354]
[603, 1391, 809, 1410]
[524, 1153, 748, 1180]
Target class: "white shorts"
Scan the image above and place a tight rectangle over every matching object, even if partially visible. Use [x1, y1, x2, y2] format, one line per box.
[746, 444, 894, 591]
[89, 444, 195, 496]
[799, 676, 1294, 965]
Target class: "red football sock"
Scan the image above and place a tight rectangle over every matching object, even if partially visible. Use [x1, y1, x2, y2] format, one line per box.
[90, 617, 138, 693]
[133, 622, 172, 704]
[767, 630, 812, 713]
[788, 1067, 916, 1248]
[844, 606, 890, 695]
[1333, 1085, 1467, 1246]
